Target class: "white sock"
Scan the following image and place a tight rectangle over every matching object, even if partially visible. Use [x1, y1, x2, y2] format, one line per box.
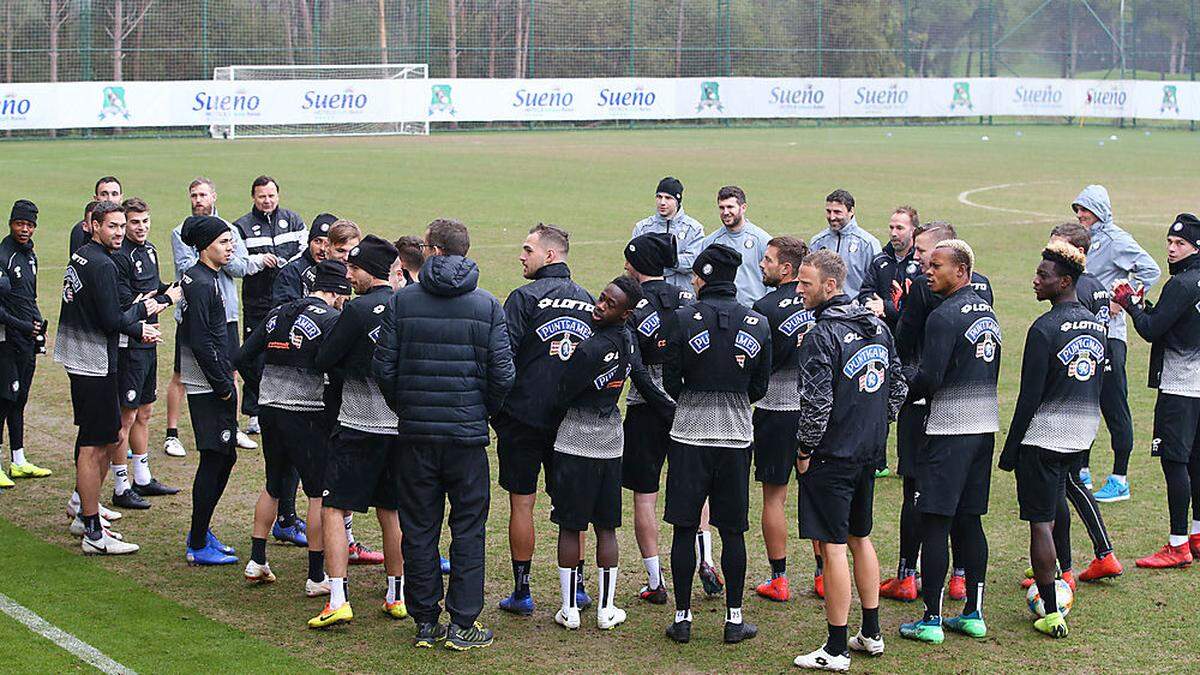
[11, 448, 25, 465]
[643, 556, 661, 589]
[558, 566, 576, 611]
[1192, 520, 1200, 535]
[674, 609, 692, 623]
[598, 566, 618, 612]
[386, 575, 398, 604]
[697, 530, 714, 567]
[398, 575, 405, 603]
[1112, 474, 1128, 485]
[329, 578, 346, 610]
[1169, 534, 1188, 547]
[343, 514, 355, 544]
[111, 464, 131, 496]
[69, 491, 81, 511]
[726, 607, 743, 625]
[132, 453, 152, 485]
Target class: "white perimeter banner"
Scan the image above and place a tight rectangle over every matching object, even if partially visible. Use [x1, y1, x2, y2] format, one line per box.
[2, 76, 1199, 130]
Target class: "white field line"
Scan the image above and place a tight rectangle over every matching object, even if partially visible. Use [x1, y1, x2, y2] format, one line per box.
[0, 592, 137, 675]
[957, 181, 1061, 218]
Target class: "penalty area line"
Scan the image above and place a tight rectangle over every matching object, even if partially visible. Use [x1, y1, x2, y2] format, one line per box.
[0, 591, 137, 675]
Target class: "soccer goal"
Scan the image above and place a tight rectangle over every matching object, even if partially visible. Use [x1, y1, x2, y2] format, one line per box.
[208, 63, 428, 140]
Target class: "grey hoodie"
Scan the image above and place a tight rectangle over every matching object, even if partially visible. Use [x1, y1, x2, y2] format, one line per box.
[1073, 184, 1161, 341]
[809, 217, 882, 297]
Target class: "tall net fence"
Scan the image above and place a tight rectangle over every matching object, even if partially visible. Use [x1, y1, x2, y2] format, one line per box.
[1, 1, 1197, 133]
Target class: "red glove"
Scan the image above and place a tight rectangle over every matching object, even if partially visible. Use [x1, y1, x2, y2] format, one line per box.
[1111, 281, 1136, 309]
[889, 280, 904, 312]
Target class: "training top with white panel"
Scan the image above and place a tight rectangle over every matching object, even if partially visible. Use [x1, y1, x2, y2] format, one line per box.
[54, 240, 148, 377]
[238, 297, 340, 412]
[906, 284, 1001, 436]
[114, 238, 172, 351]
[751, 280, 814, 412]
[625, 278, 693, 407]
[552, 323, 633, 460]
[500, 262, 596, 430]
[177, 263, 234, 398]
[1127, 252, 1200, 398]
[1004, 301, 1106, 462]
[662, 282, 772, 448]
[314, 284, 397, 435]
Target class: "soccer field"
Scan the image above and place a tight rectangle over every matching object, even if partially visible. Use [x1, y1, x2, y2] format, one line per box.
[1, 124, 1198, 673]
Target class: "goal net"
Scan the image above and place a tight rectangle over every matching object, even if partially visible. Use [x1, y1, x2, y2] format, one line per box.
[208, 63, 428, 140]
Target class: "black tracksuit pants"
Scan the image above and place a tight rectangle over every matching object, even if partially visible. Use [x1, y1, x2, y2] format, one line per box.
[1095, 338, 1134, 476]
[395, 443, 489, 628]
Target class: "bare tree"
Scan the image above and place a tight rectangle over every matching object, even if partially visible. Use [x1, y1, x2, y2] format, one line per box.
[448, 0, 460, 77]
[377, 0, 387, 63]
[675, 0, 685, 77]
[487, 0, 503, 78]
[105, 0, 156, 81]
[47, 0, 76, 83]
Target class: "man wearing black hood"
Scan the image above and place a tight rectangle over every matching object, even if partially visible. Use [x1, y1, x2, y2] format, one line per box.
[792, 249, 906, 671]
[374, 218, 515, 650]
[0, 200, 50, 484]
[661, 243, 771, 646]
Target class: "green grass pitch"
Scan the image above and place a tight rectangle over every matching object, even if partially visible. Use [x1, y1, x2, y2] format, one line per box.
[0, 124, 1199, 673]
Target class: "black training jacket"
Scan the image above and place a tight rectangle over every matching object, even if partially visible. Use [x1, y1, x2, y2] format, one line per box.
[54, 241, 147, 377]
[662, 281, 772, 401]
[178, 263, 233, 397]
[237, 296, 340, 412]
[271, 248, 319, 309]
[372, 255, 515, 447]
[1000, 301, 1105, 469]
[554, 323, 631, 415]
[628, 278, 693, 367]
[315, 284, 396, 435]
[895, 270, 993, 365]
[0, 234, 42, 353]
[1128, 253, 1200, 397]
[907, 284, 1001, 435]
[857, 243, 918, 330]
[501, 262, 596, 429]
[752, 280, 814, 411]
[233, 206, 306, 319]
[69, 221, 88, 257]
[114, 238, 172, 350]
[795, 295, 907, 463]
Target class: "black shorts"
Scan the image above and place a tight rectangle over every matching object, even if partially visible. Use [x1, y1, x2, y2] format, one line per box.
[117, 348, 157, 409]
[1151, 392, 1200, 464]
[225, 322, 239, 363]
[1016, 445, 1079, 522]
[753, 408, 801, 485]
[492, 410, 557, 496]
[186, 391, 238, 455]
[915, 433, 994, 517]
[621, 404, 670, 493]
[173, 332, 181, 374]
[322, 427, 398, 513]
[260, 407, 328, 499]
[549, 453, 622, 531]
[664, 440, 751, 533]
[69, 373, 121, 446]
[797, 458, 876, 544]
[895, 401, 926, 477]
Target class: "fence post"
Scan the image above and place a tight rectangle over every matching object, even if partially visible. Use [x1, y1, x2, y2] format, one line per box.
[422, 0, 431, 67]
[201, 0, 209, 77]
[627, 0, 635, 77]
[816, 0, 823, 76]
[902, 0, 910, 77]
[314, 0, 323, 65]
[528, 0, 536, 77]
[79, 0, 93, 81]
[1192, 0, 1196, 130]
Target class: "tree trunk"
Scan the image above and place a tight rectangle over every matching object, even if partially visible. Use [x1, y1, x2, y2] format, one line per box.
[113, 0, 124, 81]
[282, 4, 296, 65]
[296, 0, 313, 50]
[1068, 19, 1077, 78]
[1170, 35, 1180, 75]
[448, 0, 458, 78]
[377, 0, 387, 64]
[487, 0, 500, 78]
[513, 0, 523, 77]
[49, 0, 59, 82]
[674, 0, 684, 77]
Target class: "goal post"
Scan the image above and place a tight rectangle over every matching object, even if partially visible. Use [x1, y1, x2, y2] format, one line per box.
[209, 63, 428, 140]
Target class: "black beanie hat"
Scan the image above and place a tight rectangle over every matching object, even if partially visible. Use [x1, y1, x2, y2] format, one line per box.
[9, 199, 37, 225]
[1169, 213, 1200, 250]
[693, 243, 741, 284]
[624, 233, 678, 277]
[656, 176, 683, 206]
[181, 215, 228, 252]
[311, 260, 352, 295]
[309, 213, 338, 243]
[347, 234, 398, 281]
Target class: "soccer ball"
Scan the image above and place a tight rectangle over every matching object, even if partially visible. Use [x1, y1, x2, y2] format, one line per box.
[1026, 579, 1073, 617]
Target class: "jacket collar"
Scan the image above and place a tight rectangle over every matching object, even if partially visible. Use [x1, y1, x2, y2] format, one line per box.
[2, 234, 32, 253]
[1169, 251, 1200, 276]
[533, 262, 571, 280]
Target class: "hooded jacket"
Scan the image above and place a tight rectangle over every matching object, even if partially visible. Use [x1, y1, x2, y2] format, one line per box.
[795, 295, 906, 464]
[372, 255, 515, 447]
[1073, 184, 1161, 341]
[315, 283, 396, 436]
[237, 296, 341, 412]
[632, 208, 706, 290]
[809, 217, 883, 298]
[699, 219, 772, 305]
[1127, 252, 1200, 397]
[0, 234, 42, 353]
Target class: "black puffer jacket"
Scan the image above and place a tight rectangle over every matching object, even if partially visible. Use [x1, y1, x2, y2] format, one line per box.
[372, 254, 515, 447]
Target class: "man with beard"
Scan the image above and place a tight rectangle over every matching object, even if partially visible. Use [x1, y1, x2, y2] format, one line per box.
[699, 186, 772, 306]
[859, 206, 919, 331]
[809, 190, 881, 298]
